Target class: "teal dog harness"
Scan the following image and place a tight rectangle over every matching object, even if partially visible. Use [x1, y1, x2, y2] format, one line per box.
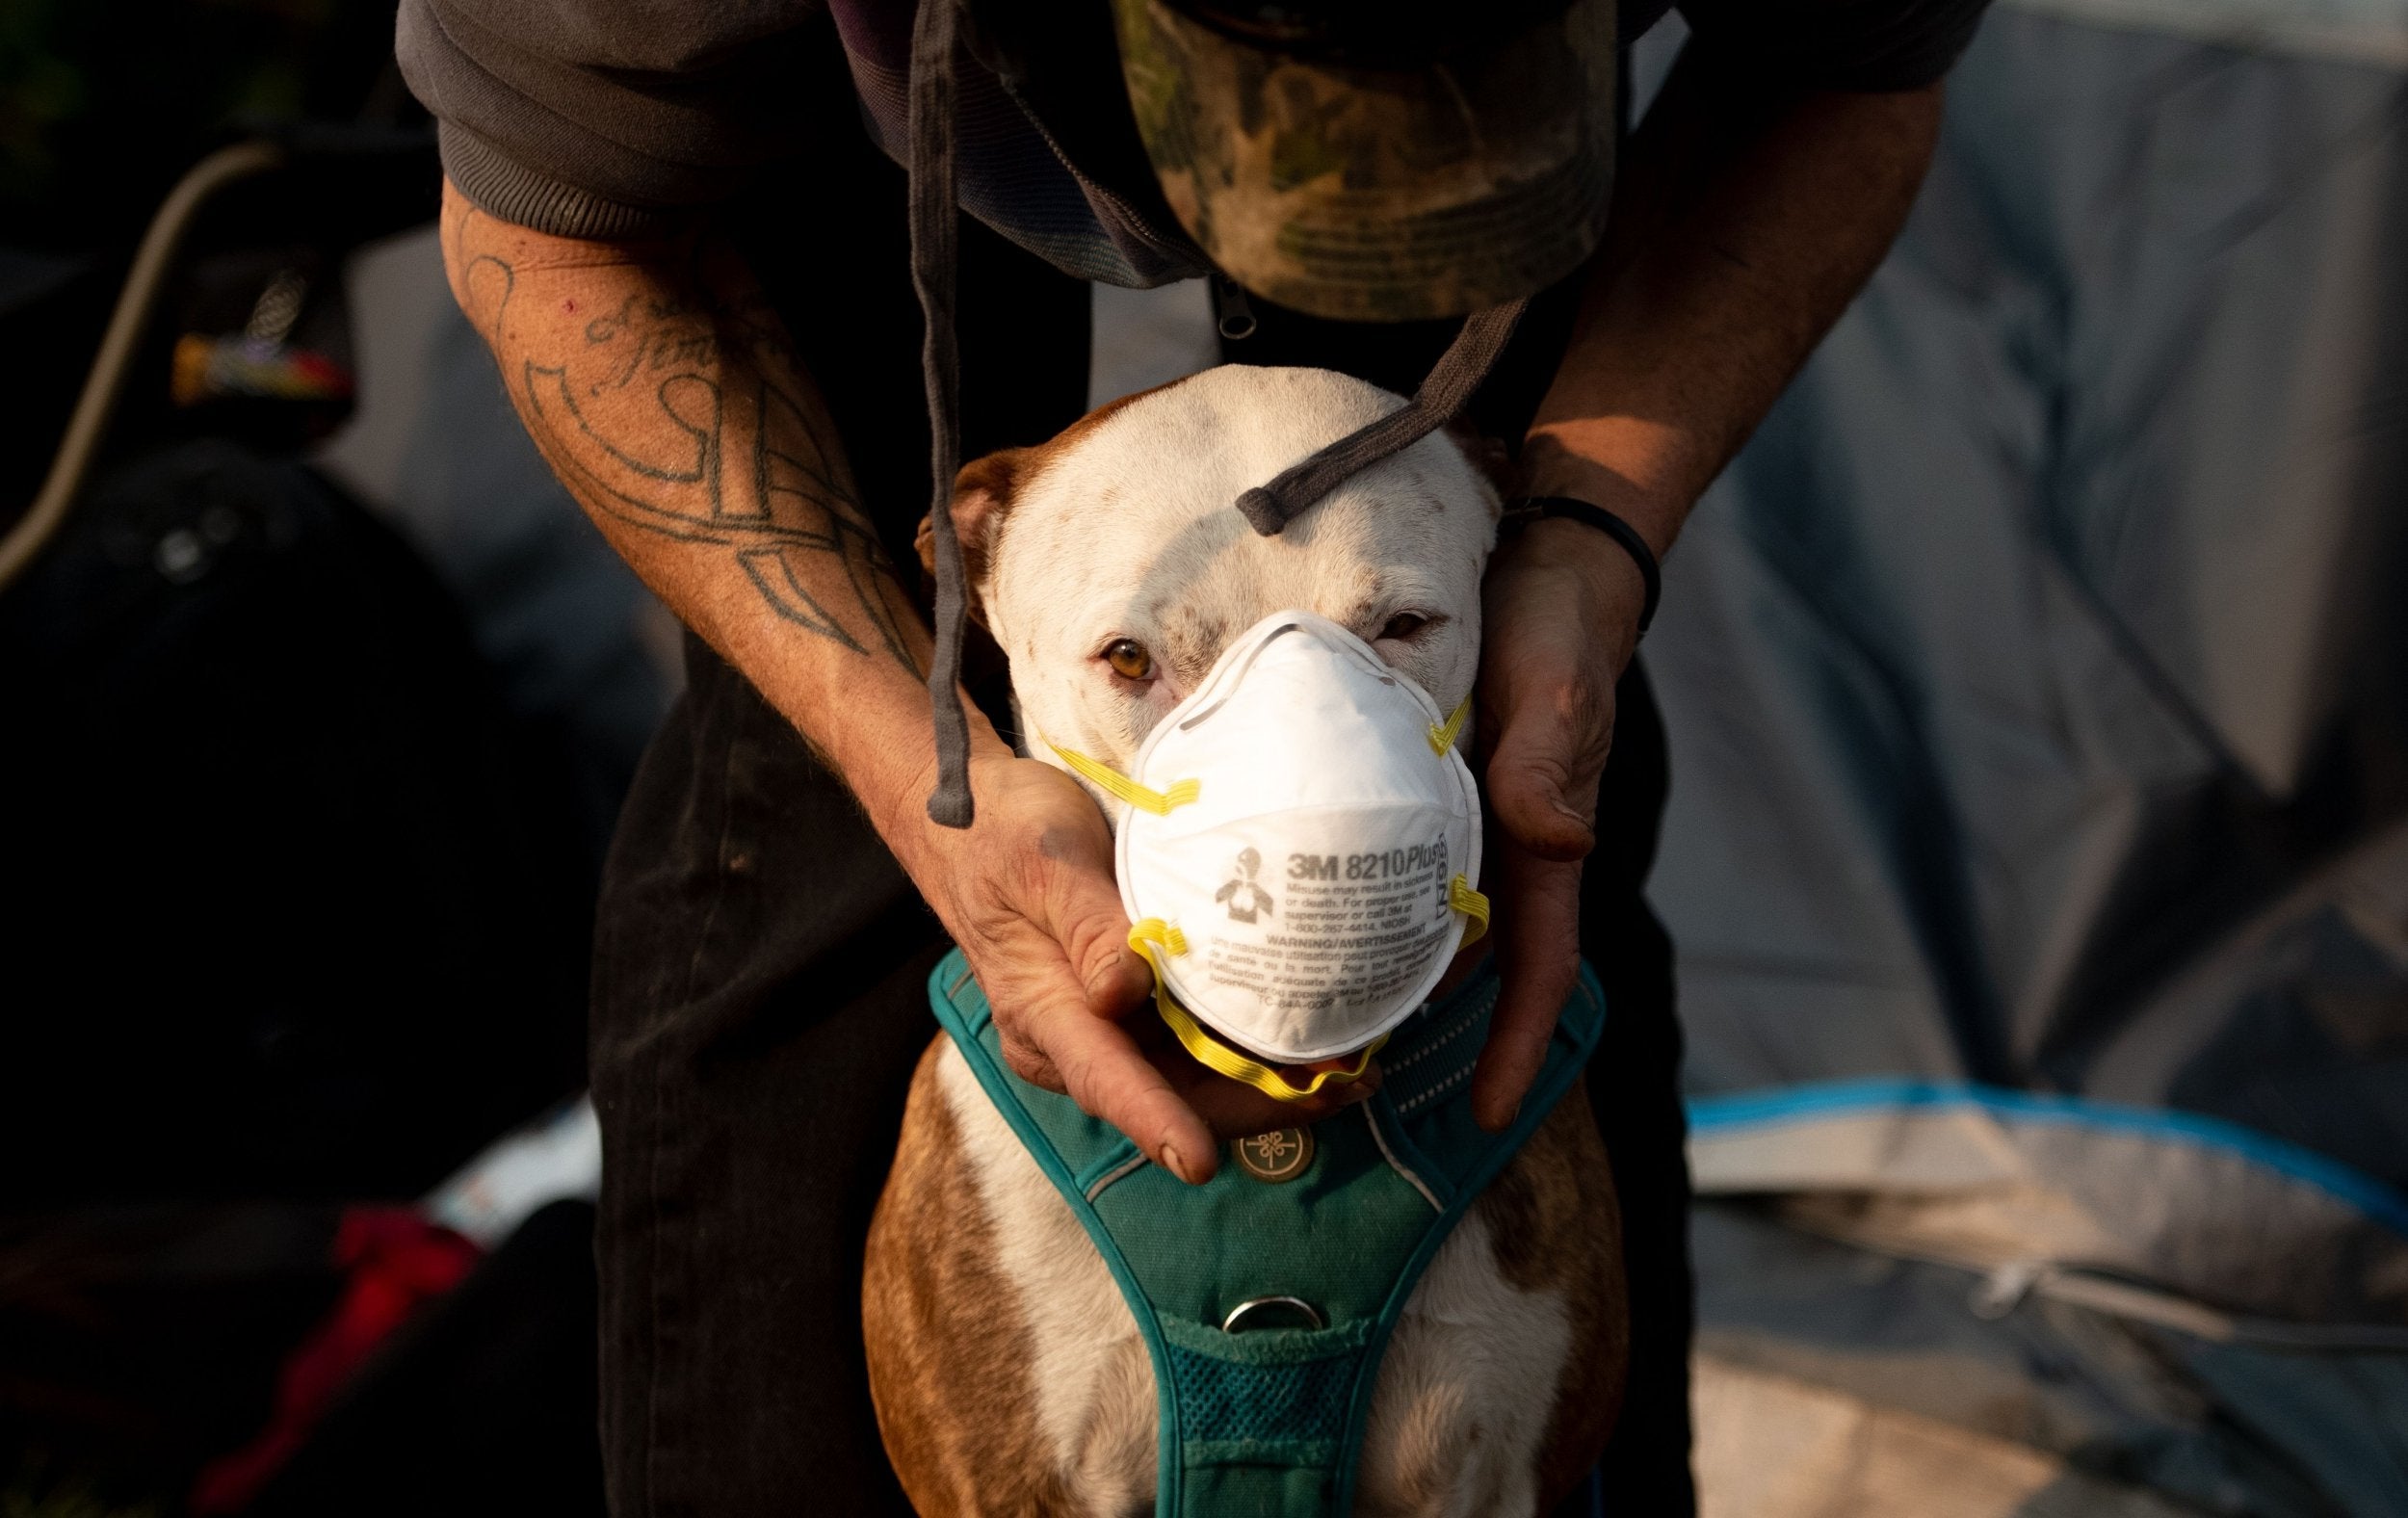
[928, 949, 1606, 1517]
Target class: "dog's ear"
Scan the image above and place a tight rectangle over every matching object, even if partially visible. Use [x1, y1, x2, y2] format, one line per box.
[916, 447, 1027, 628]
[1441, 420, 1515, 514]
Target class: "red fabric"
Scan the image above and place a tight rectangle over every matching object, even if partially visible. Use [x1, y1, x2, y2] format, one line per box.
[190, 1207, 479, 1514]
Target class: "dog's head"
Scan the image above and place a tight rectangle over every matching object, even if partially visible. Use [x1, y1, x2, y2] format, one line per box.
[920, 365, 1501, 792]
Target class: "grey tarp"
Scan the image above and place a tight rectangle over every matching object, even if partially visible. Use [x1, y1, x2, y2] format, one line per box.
[1640, 5, 2408, 1512]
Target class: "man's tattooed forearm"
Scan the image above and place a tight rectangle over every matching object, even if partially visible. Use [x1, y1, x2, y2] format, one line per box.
[466, 246, 921, 676]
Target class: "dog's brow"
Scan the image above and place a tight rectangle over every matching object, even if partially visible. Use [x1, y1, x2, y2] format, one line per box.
[1156, 605, 1231, 685]
[1332, 567, 1399, 634]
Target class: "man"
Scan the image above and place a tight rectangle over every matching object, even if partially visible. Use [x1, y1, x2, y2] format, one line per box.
[397, 1, 1982, 1510]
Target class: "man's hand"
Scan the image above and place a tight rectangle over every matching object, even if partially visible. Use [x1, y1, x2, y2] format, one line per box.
[1467, 65, 1944, 1129]
[1469, 515, 1650, 1132]
[884, 750, 1376, 1185]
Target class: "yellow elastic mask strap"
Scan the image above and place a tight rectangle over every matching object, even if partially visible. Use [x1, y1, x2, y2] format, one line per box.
[1450, 874, 1491, 948]
[1048, 742, 1200, 817]
[1426, 695, 1472, 757]
[1124, 922, 1383, 1103]
[1128, 917, 1189, 957]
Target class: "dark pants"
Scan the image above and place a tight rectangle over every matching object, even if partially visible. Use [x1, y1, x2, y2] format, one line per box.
[590, 183, 1694, 1517]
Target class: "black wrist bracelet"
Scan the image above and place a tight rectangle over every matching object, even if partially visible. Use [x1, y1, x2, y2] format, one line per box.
[1504, 495, 1662, 637]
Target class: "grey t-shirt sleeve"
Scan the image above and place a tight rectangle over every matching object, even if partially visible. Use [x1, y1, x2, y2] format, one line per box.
[1679, 0, 1993, 91]
[396, 0, 826, 239]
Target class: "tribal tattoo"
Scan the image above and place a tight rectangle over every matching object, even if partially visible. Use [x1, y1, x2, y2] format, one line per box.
[458, 232, 922, 676]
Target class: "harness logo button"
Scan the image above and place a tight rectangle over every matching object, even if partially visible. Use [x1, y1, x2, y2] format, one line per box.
[1231, 1126, 1314, 1183]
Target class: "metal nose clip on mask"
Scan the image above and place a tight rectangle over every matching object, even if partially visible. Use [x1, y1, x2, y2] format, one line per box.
[1048, 611, 1490, 1101]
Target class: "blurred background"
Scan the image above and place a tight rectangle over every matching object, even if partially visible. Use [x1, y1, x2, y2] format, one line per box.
[2, 2, 2403, 1515]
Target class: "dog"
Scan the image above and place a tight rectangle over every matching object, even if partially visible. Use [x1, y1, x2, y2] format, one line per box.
[866, 365, 1626, 1516]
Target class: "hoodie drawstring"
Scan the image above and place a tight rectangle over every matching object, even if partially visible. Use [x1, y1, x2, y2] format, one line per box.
[909, 0, 977, 827]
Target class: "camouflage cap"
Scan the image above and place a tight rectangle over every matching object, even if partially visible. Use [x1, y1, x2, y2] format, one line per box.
[1111, 0, 1618, 322]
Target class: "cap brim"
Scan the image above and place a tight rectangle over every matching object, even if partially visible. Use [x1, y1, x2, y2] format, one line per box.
[1112, 0, 1619, 322]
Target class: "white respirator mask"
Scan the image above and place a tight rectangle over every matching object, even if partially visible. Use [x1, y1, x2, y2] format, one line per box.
[1047, 610, 1489, 1101]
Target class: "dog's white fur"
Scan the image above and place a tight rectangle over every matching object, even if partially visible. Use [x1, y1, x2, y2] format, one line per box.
[868, 366, 1621, 1516]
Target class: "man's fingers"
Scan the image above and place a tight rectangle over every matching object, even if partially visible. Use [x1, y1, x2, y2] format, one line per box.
[1481, 673, 1610, 863]
[1024, 993, 1218, 1184]
[981, 921, 1215, 1181]
[1173, 1060, 1379, 1143]
[1462, 524, 1644, 1132]
[1486, 745, 1596, 861]
[1115, 993, 1381, 1140]
[1473, 955, 1574, 1131]
[1473, 844, 1584, 1131]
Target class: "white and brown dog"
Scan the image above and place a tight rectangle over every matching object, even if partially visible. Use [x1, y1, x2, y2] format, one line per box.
[867, 365, 1626, 1516]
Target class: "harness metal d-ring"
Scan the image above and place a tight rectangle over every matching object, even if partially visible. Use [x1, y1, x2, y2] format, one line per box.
[1221, 1296, 1325, 1333]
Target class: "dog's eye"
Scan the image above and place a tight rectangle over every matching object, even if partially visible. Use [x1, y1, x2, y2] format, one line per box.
[1378, 613, 1432, 641]
[1103, 639, 1155, 681]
